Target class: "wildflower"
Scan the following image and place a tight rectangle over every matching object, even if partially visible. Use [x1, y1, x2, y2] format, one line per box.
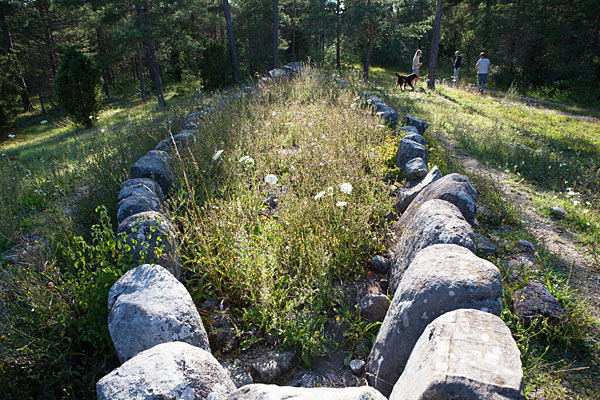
[40, 120, 48, 124]
[8, 134, 15, 139]
[336, 201, 347, 207]
[327, 186, 334, 196]
[340, 183, 353, 194]
[314, 191, 326, 200]
[213, 149, 224, 161]
[264, 174, 278, 185]
[238, 155, 255, 166]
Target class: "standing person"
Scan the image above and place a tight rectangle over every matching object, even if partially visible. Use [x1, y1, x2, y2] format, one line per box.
[412, 49, 423, 81]
[453, 50, 462, 87]
[475, 52, 490, 93]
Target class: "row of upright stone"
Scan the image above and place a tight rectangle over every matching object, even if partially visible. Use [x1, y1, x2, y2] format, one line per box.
[358, 95, 524, 399]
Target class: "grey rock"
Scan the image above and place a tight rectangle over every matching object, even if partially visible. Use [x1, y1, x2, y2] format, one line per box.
[250, 350, 298, 383]
[551, 205, 567, 218]
[475, 233, 497, 255]
[269, 68, 288, 79]
[402, 114, 429, 134]
[349, 359, 366, 376]
[390, 309, 523, 400]
[108, 264, 210, 363]
[222, 362, 254, 388]
[154, 130, 197, 153]
[368, 255, 390, 274]
[226, 384, 386, 400]
[368, 244, 502, 396]
[390, 199, 476, 293]
[130, 150, 178, 196]
[519, 239, 536, 253]
[119, 178, 164, 203]
[394, 126, 419, 136]
[513, 282, 565, 320]
[395, 166, 442, 213]
[359, 294, 390, 322]
[96, 342, 235, 400]
[395, 139, 429, 170]
[398, 173, 478, 228]
[284, 62, 303, 73]
[376, 106, 398, 125]
[404, 157, 428, 181]
[117, 211, 181, 279]
[117, 193, 162, 224]
[402, 133, 426, 145]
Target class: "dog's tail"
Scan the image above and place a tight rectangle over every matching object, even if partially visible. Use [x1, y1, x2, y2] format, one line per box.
[394, 72, 401, 78]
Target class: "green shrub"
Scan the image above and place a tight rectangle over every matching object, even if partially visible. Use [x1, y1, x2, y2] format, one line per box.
[199, 40, 232, 90]
[55, 48, 103, 128]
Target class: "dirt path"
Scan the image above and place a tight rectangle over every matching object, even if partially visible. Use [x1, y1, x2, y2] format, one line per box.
[440, 136, 600, 319]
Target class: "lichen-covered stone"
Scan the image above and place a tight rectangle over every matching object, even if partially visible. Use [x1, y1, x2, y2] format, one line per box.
[108, 264, 210, 363]
[389, 309, 523, 400]
[96, 342, 235, 400]
[226, 384, 387, 400]
[130, 150, 178, 196]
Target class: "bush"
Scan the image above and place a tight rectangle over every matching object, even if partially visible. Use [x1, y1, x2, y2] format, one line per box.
[55, 48, 103, 128]
[198, 40, 232, 90]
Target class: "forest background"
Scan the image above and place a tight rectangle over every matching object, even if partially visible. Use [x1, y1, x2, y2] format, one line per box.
[1, 0, 600, 131]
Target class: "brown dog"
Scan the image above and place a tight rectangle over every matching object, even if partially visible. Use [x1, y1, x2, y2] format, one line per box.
[394, 72, 418, 91]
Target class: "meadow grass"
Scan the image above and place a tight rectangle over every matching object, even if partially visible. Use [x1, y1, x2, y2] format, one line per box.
[1, 67, 599, 398]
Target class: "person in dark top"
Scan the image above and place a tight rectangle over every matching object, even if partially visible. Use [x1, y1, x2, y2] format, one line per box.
[453, 51, 462, 87]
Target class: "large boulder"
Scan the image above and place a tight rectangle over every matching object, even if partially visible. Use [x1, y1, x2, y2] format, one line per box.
[367, 244, 502, 396]
[390, 309, 524, 400]
[226, 384, 387, 400]
[108, 264, 210, 363]
[390, 199, 475, 293]
[154, 130, 198, 153]
[395, 138, 429, 170]
[393, 126, 419, 136]
[395, 166, 442, 213]
[402, 133, 426, 145]
[402, 114, 428, 134]
[117, 211, 181, 279]
[398, 173, 477, 228]
[96, 342, 235, 400]
[130, 150, 178, 196]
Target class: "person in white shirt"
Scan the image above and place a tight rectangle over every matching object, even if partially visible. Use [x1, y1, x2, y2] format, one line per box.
[412, 50, 422, 74]
[475, 52, 490, 93]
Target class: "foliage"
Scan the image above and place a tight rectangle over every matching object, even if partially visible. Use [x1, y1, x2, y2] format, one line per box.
[198, 40, 233, 89]
[55, 49, 103, 128]
[0, 207, 132, 397]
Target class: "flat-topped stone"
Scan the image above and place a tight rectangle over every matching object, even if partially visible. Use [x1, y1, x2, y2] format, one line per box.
[226, 384, 387, 400]
[390, 309, 524, 400]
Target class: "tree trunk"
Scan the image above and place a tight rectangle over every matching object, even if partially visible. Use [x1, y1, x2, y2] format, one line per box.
[363, 22, 374, 81]
[96, 26, 110, 97]
[222, 0, 240, 83]
[0, 2, 33, 112]
[427, 0, 442, 89]
[336, 0, 341, 70]
[291, 0, 297, 61]
[140, 0, 166, 107]
[273, 0, 279, 69]
[136, 43, 147, 103]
